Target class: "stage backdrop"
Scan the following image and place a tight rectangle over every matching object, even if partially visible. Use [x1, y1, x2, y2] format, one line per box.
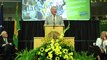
[3, 20, 99, 52]
[22, 0, 90, 21]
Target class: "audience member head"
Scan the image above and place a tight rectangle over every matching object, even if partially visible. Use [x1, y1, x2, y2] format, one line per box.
[100, 31, 107, 40]
[50, 6, 57, 16]
[1, 31, 8, 38]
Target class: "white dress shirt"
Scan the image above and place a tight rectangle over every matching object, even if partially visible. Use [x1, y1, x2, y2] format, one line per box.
[3, 38, 8, 44]
[96, 38, 107, 53]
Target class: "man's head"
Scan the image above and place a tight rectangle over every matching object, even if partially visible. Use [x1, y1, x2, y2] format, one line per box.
[50, 6, 57, 16]
[1, 31, 8, 38]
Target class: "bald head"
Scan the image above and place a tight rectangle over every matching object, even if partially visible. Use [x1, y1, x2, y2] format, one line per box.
[1, 31, 8, 38]
[50, 6, 57, 16]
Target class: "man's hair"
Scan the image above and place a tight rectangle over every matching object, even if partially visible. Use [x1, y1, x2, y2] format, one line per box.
[50, 6, 56, 10]
[0, 30, 7, 36]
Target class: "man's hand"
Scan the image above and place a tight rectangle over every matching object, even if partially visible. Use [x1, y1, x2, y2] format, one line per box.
[2, 44, 6, 47]
[9, 43, 12, 45]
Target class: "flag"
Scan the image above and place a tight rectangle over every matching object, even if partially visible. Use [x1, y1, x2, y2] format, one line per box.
[13, 3, 20, 49]
[0, 4, 3, 33]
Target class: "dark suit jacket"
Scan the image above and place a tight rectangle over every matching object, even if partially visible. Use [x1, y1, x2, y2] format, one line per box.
[0, 36, 15, 54]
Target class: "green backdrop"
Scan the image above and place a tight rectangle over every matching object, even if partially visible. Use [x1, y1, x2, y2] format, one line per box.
[99, 20, 107, 36]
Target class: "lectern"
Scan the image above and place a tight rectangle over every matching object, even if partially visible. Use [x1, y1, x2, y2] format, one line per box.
[34, 25, 75, 49]
[44, 25, 64, 36]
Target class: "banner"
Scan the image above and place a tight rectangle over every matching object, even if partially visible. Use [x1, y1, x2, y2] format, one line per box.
[99, 20, 107, 33]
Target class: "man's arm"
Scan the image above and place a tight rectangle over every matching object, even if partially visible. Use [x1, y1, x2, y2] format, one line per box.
[0, 41, 2, 48]
[44, 17, 48, 26]
[0, 37, 6, 47]
[60, 16, 64, 26]
[96, 38, 101, 47]
[8, 38, 15, 46]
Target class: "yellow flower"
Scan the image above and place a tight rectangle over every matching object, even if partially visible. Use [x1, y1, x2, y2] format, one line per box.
[59, 55, 61, 57]
[55, 46, 61, 50]
[59, 46, 61, 49]
[59, 52, 62, 55]
[55, 43, 59, 46]
[51, 39, 54, 43]
[63, 49, 68, 54]
[59, 33, 64, 39]
[41, 53, 43, 56]
[55, 57, 60, 60]
[45, 48, 51, 52]
[51, 46, 54, 50]
[69, 56, 73, 60]
[69, 52, 73, 56]
[54, 47, 61, 55]
[55, 51, 60, 55]
[38, 52, 40, 55]
[47, 56, 51, 59]
[50, 43, 54, 47]
[47, 53, 53, 59]
[40, 47, 44, 52]
[48, 51, 53, 54]
[47, 51, 53, 59]
[64, 55, 68, 59]
[56, 39, 59, 42]
[47, 45, 50, 48]
[68, 52, 73, 60]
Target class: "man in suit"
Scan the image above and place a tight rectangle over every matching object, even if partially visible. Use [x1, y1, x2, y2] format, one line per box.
[0, 31, 15, 60]
[44, 6, 64, 26]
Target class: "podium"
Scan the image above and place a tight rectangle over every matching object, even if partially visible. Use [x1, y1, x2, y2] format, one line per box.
[44, 25, 64, 37]
[34, 25, 75, 49]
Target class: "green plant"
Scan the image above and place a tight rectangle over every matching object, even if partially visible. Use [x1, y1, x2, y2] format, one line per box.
[74, 51, 95, 60]
[15, 49, 36, 60]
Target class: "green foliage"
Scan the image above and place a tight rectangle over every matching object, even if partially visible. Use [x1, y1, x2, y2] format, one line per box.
[15, 49, 36, 60]
[74, 51, 95, 60]
[99, 20, 107, 36]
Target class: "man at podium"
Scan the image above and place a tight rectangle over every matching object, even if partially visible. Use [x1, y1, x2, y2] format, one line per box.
[44, 6, 64, 26]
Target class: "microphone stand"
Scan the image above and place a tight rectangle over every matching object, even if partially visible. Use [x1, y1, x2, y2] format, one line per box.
[53, 16, 55, 29]
[52, 16, 55, 40]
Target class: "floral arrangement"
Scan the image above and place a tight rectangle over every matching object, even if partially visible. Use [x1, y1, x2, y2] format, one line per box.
[35, 23, 74, 60]
[35, 36, 74, 60]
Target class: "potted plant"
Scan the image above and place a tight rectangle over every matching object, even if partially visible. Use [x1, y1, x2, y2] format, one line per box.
[15, 49, 36, 60]
[74, 51, 95, 60]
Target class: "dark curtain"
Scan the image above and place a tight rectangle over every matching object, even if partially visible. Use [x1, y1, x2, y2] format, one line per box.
[3, 20, 99, 52]
[64, 20, 99, 51]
